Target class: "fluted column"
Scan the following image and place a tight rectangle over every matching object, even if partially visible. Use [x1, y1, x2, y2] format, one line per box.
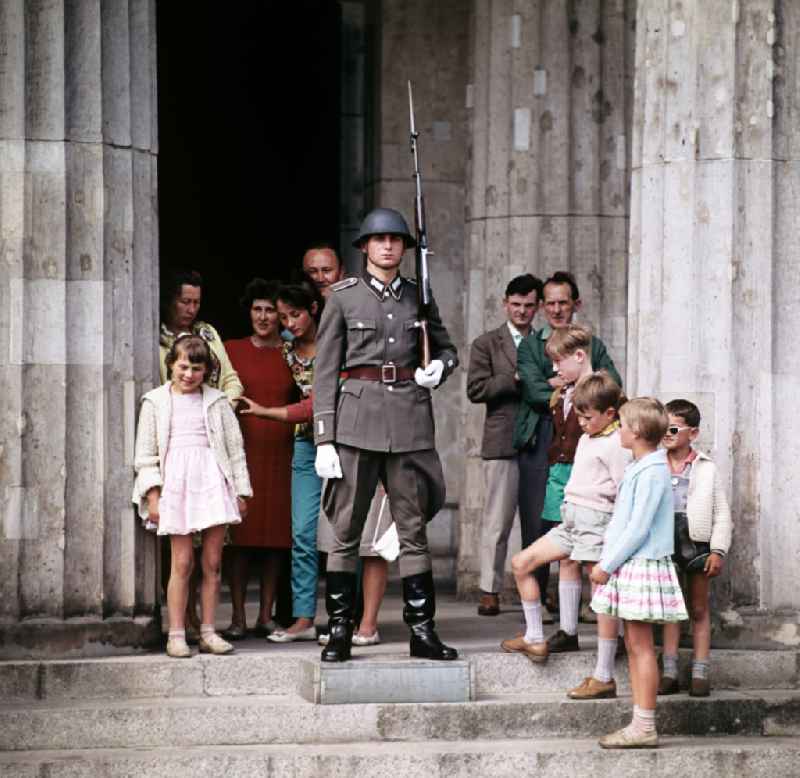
[628, 0, 800, 646]
[458, 0, 635, 594]
[0, 0, 159, 658]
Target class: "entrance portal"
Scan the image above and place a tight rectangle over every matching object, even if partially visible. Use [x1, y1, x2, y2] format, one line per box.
[157, 1, 342, 337]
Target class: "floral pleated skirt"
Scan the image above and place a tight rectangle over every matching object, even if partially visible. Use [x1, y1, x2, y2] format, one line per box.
[591, 557, 689, 623]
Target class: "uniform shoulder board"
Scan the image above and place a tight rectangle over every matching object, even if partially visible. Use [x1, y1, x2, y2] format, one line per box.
[330, 277, 358, 292]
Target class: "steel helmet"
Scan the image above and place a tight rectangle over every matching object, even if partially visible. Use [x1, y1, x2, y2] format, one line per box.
[352, 208, 417, 249]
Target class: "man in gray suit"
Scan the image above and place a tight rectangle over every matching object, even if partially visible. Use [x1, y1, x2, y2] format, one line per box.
[313, 207, 459, 663]
[467, 274, 543, 616]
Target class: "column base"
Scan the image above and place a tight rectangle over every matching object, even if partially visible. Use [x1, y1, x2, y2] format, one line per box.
[711, 607, 800, 650]
[0, 615, 162, 660]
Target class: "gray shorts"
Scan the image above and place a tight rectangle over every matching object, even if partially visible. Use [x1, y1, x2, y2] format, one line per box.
[546, 502, 612, 562]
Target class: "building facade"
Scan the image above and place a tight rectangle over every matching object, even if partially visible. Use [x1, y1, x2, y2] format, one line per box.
[1, 0, 798, 658]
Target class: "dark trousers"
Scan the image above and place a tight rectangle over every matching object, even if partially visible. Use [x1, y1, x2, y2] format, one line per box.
[518, 415, 553, 599]
[324, 444, 446, 578]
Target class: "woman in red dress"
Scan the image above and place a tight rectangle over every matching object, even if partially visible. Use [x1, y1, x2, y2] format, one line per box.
[223, 279, 296, 638]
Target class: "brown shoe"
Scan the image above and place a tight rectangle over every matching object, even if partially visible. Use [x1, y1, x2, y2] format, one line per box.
[689, 676, 710, 697]
[477, 592, 500, 616]
[567, 676, 617, 700]
[500, 634, 548, 664]
[658, 675, 679, 695]
[546, 629, 579, 653]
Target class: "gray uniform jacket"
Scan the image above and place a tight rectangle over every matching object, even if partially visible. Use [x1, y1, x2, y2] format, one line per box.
[466, 323, 520, 460]
[313, 272, 458, 453]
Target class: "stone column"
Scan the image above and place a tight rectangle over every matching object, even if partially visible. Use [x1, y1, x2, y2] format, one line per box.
[628, 0, 800, 646]
[372, 0, 471, 582]
[0, 0, 160, 658]
[458, 0, 635, 595]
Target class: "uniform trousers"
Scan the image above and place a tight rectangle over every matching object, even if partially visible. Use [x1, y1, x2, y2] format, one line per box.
[291, 436, 322, 618]
[478, 456, 519, 594]
[517, 415, 553, 597]
[324, 444, 445, 578]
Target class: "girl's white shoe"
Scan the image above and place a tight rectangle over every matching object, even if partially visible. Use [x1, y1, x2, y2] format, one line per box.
[198, 632, 234, 655]
[166, 638, 192, 658]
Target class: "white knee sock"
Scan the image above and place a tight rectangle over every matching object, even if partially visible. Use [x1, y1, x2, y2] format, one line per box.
[522, 600, 544, 644]
[628, 704, 656, 735]
[593, 638, 617, 683]
[558, 580, 582, 635]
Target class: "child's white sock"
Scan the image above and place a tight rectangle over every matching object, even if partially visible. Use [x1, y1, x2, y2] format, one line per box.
[168, 628, 186, 642]
[522, 600, 544, 644]
[628, 704, 656, 735]
[662, 653, 679, 678]
[692, 658, 710, 679]
[200, 623, 216, 640]
[558, 580, 582, 635]
[593, 638, 617, 683]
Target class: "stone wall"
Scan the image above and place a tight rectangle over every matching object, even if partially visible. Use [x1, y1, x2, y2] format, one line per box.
[628, 0, 800, 647]
[370, 0, 472, 580]
[457, 0, 636, 594]
[0, 0, 160, 658]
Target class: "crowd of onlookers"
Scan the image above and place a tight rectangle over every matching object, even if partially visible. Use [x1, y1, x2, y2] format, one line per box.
[133, 249, 732, 749]
[467, 270, 732, 748]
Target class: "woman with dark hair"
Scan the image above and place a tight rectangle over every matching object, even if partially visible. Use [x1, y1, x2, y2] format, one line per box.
[222, 279, 296, 639]
[240, 279, 324, 641]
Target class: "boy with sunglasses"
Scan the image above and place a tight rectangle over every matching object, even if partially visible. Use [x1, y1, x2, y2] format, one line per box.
[658, 399, 733, 697]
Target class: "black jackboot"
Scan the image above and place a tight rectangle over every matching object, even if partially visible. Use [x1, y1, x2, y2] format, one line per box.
[402, 570, 458, 661]
[321, 571, 357, 662]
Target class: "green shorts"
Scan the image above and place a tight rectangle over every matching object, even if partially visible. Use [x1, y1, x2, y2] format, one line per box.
[541, 463, 573, 522]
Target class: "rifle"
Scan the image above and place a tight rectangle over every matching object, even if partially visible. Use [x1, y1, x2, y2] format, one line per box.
[408, 80, 432, 368]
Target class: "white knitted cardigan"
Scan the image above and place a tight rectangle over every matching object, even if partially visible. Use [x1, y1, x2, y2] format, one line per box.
[685, 450, 732, 555]
[132, 383, 252, 519]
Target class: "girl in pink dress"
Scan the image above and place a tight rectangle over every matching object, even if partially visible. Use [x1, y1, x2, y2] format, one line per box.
[133, 335, 252, 658]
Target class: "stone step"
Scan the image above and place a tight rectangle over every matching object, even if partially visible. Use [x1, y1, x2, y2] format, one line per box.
[298, 657, 474, 704]
[2, 646, 796, 703]
[2, 736, 800, 777]
[1, 689, 799, 751]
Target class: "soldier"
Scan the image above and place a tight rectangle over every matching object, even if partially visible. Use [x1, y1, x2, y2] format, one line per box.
[313, 207, 459, 662]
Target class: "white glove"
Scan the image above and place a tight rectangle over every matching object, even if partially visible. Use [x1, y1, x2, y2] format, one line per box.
[414, 359, 445, 389]
[315, 443, 342, 479]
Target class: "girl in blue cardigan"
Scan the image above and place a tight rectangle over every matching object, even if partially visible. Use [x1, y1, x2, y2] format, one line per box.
[590, 398, 688, 749]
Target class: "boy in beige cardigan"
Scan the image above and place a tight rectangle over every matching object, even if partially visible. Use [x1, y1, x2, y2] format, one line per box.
[659, 399, 732, 697]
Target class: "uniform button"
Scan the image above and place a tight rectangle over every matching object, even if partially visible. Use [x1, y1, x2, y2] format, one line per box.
[389, 337, 395, 343]
[387, 313, 393, 319]
[357, 322, 364, 328]
[387, 386, 394, 392]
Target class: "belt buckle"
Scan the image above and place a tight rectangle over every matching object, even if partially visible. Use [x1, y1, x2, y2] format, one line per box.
[381, 363, 397, 384]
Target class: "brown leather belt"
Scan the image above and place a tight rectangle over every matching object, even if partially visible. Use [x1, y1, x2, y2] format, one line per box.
[342, 364, 415, 384]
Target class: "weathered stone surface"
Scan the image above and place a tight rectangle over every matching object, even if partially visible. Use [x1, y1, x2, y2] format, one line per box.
[3, 738, 800, 778]
[299, 657, 473, 704]
[0, 1, 159, 658]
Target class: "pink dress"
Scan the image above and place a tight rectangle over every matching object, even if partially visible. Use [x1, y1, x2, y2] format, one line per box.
[157, 390, 241, 536]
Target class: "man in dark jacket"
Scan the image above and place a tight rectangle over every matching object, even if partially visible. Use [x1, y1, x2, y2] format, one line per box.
[513, 271, 622, 623]
[313, 208, 459, 663]
[467, 274, 542, 616]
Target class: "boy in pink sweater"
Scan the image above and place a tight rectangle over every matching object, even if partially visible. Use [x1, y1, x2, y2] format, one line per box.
[502, 370, 630, 699]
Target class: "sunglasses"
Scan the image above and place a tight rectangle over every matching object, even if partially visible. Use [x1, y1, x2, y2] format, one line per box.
[665, 425, 693, 436]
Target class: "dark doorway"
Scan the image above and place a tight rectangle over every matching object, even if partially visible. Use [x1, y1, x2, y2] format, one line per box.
[157, 2, 342, 339]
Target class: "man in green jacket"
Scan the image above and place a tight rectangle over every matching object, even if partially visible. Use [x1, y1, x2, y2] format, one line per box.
[514, 271, 621, 609]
